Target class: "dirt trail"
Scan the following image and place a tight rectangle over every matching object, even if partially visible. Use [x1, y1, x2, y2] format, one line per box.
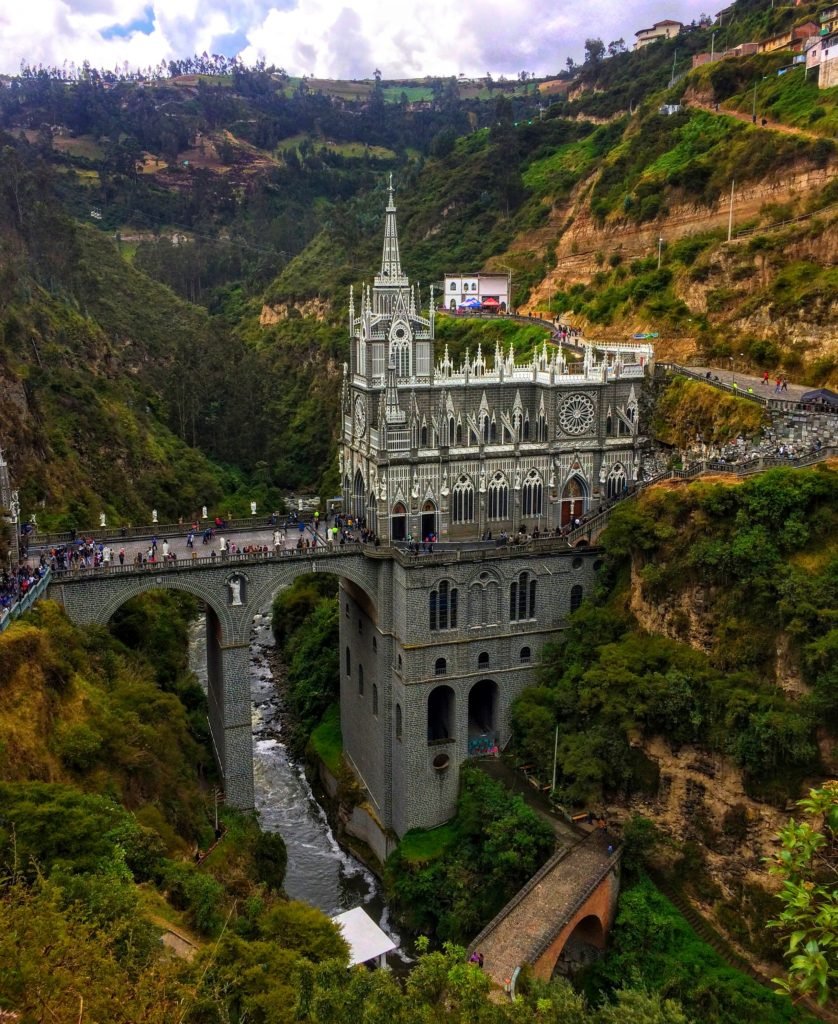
[690, 99, 825, 141]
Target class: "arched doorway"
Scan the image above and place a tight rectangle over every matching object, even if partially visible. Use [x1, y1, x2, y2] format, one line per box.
[560, 475, 588, 526]
[421, 500, 437, 541]
[551, 914, 605, 977]
[353, 469, 365, 521]
[468, 679, 498, 754]
[391, 501, 407, 542]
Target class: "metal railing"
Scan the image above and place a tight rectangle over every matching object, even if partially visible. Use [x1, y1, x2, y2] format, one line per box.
[658, 363, 838, 416]
[46, 542, 369, 582]
[0, 568, 52, 634]
[29, 512, 318, 550]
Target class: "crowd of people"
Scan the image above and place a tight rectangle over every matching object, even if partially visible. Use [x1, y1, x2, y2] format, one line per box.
[0, 557, 48, 623]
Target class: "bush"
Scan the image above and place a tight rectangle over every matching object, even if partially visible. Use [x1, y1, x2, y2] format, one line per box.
[385, 765, 554, 941]
[254, 830, 287, 891]
[162, 862, 225, 935]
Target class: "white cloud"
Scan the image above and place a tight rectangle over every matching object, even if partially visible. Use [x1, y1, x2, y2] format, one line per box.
[0, 0, 705, 78]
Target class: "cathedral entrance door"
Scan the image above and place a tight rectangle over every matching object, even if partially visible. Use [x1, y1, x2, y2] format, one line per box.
[560, 476, 587, 526]
[421, 501, 437, 541]
[391, 502, 407, 542]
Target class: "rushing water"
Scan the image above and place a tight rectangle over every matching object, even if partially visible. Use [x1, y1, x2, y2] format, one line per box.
[189, 608, 409, 963]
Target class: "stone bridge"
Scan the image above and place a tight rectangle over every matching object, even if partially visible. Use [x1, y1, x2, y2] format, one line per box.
[469, 831, 621, 992]
[48, 546, 387, 808]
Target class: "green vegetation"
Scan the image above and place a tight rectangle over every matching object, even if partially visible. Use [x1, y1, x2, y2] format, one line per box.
[653, 376, 767, 448]
[385, 764, 554, 942]
[691, 53, 838, 140]
[513, 466, 838, 806]
[586, 878, 814, 1024]
[310, 705, 343, 777]
[435, 315, 552, 364]
[589, 108, 823, 224]
[0, 599, 212, 833]
[272, 576, 340, 755]
[766, 783, 838, 1006]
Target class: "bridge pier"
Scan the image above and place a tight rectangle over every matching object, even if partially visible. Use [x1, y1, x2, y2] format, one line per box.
[206, 606, 255, 809]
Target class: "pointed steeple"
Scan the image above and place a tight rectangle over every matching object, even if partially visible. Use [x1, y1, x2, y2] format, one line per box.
[376, 173, 406, 285]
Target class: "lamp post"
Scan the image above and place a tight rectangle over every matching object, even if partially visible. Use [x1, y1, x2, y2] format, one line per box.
[711, 31, 717, 61]
[657, 236, 664, 269]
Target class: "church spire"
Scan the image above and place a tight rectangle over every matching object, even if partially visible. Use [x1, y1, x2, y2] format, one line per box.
[376, 174, 407, 285]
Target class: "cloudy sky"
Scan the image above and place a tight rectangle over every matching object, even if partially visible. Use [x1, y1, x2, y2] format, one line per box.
[0, 0, 705, 79]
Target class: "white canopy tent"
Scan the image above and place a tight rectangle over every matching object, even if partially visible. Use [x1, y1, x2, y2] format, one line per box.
[332, 906, 397, 969]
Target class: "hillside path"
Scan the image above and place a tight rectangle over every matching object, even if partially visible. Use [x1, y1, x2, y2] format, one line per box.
[689, 365, 811, 400]
[690, 99, 824, 141]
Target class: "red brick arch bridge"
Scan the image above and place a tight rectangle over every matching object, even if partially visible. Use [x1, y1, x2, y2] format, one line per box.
[469, 830, 621, 992]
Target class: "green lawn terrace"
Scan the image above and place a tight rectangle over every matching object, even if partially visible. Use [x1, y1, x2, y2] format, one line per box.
[278, 75, 533, 104]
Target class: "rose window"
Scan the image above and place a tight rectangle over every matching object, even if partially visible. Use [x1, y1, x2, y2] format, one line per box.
[558, 394, 595, 435]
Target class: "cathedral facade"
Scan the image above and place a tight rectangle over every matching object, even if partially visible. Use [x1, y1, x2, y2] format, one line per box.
[337, 182, 654, 839]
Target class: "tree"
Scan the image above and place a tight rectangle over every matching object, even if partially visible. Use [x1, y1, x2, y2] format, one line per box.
[767, 783, 838, 1006]
[584, 38, 606, 65]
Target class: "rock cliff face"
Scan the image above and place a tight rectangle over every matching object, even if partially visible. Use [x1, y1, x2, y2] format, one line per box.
[260, 297, 331, 325]
[519, 159, 838, 374]
[617, 557, 816, 969]
[628, 557, 809, 696]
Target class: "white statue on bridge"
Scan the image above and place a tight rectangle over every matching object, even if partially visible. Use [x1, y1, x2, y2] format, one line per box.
[250, 501, 257, 516]
[228, 576, 242, 606]
[99, 512, 107, 528]
[152, 509, 158, 524]
[202, 505, 208, 520]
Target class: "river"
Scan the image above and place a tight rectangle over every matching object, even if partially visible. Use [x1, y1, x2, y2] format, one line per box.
[189, 608, 409, 964]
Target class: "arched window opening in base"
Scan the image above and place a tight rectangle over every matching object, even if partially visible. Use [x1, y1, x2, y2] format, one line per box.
[467, 679, 498, 756]
[428, 685, 455, 743]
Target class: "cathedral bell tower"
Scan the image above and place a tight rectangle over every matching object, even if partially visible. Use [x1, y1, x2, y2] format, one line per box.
[343, 178, 435, 528]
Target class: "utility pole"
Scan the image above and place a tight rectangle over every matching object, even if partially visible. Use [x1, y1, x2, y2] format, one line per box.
[752, 78, 758, 120]
[669, 49, 678, 87]
[727, 179, 735, 242]
[657, 236, 664, 269]
[551, 724, 559, 794]
[711, 31, 716, 61]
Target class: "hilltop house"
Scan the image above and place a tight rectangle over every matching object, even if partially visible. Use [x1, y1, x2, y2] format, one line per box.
[757, 21, 818, 54]
[692, 41, 758, 67]
[634, 19, 682, 49]
[443, 273, 510, 312]
[820, 4, 838, 34]
[816, 31, 838, 86]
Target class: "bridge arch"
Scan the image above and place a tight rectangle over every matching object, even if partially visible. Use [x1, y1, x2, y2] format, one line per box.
[245, 556, 381, 627]
[549, 912, 605, 978]
[71, 572, 238, 639]
[530, 858, 619, 982]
